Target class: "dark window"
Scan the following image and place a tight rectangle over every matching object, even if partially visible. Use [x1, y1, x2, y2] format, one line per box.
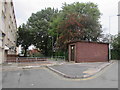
[11, 2, 13, 6]
[70, 45, 75, 61]
[2, 33, 5, 37]
[5, 1, 7, 4]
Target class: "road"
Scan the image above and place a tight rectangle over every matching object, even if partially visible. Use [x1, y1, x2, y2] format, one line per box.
[2, 61, 118, 88]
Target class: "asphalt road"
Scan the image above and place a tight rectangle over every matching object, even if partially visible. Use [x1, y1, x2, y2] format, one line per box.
[2, 61, 118, 88]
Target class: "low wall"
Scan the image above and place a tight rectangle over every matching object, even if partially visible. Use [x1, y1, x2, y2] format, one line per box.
[17, 57, 47, 62]
[6, 54, 18, 62]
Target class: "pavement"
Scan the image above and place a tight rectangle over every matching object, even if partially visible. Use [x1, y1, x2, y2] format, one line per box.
[2, 60, 118, 88]
[1, 59, 115, 79]
[46, 60, 115, 79]
[1, 59, 66, 71]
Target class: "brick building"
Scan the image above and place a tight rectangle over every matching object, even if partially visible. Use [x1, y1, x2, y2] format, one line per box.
[28, 49, 41, 56]
[68, 40, 109, 63]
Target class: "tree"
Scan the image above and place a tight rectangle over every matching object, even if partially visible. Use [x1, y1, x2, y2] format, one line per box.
[17, 2, 102, 58]
[50, 2, 102, 51]
[57, 14, 83, 50]
[27, 8, 58, 56]
[99, 34, 114, 43]
[17, 24, 34, 56]
[111, 34, 120, 60]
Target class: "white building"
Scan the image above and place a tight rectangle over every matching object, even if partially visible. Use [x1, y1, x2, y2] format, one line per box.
[0, 0, 17, 64]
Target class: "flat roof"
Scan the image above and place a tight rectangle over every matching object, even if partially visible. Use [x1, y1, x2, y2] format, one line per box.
[68, 40, 109, 45]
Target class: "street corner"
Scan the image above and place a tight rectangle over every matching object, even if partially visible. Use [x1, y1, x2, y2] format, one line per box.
[46, 61, 114, 80]
[83, 68, 99, 77]
[83, 61, 114, 78]
[46, 65, 91, 80]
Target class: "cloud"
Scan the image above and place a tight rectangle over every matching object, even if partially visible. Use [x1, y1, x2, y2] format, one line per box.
[13, 0, 119, 35]
[16, 18, 26, 26]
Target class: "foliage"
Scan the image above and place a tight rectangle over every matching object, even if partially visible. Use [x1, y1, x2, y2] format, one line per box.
[50, 2, 102, 51]
[111, 34, 120, 60]
[17, 2, 102, 58]
[27, 8, 58, 56]
[17, 24, 34, 56]
[30, 52, 44, 57]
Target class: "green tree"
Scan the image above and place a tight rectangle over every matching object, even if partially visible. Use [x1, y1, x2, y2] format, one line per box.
[27, 8, 58, 56]
[50, 2, 102, 51]
[17, 24, 34, 56]
[111, 34, 120, 60]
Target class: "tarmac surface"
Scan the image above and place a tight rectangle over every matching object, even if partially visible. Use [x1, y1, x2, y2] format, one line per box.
[1, 60, 118, 88]
[47, 61, 112, 79]
[1, 60, 113, 78]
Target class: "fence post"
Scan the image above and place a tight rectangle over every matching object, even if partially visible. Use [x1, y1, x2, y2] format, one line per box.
[16, 57, 17, 63]
[55, 56, 57, 61]
[36, 57, 37, 62]
[64, 56, 65, 61]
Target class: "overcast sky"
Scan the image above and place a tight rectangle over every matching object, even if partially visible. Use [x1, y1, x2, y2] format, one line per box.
[13, 0, 119, 35]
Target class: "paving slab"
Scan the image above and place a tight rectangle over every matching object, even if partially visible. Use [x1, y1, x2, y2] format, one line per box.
[1, 59, 66, 71]
[47, 61, 113, 79]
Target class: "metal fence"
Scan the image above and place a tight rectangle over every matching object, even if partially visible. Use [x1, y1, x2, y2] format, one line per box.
[53, 56, 65, 61]
[6, 55, 66, 63]
[6, 57, 47, 63]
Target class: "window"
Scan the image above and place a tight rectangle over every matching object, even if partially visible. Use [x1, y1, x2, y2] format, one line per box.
[11, 2, 13, 6]
[9, 25, 10, 29]
[1, 33, 5, 48]
[5, 1, 7, 4]
[2, 1, 7, 14]
[2, 33, 5, 37]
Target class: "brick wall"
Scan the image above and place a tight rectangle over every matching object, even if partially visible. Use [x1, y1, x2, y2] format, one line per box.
[6, 54, 18, 62]
[76, 42, 109, 62]
[69, 41, 109, 63]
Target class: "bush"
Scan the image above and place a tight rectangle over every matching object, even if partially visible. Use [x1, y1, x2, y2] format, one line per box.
[111, 34, 120, 60]
[54, 50, 68, 60]
[111, 49, 120, 60]
[30, 52, 44, 57]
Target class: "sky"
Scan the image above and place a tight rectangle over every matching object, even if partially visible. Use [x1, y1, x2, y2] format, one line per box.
[13, 0, 120, 35]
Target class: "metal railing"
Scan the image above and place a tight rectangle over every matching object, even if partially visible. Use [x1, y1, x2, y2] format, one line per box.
[6, 57, 47, 63]
[53, 56, 65, 61]
[6, 56, 66, 63]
